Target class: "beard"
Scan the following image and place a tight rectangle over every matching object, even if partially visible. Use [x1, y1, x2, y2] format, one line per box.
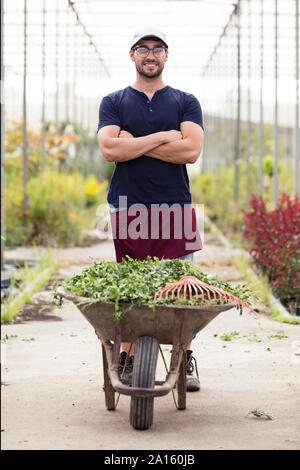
[135, 60, 165, 79]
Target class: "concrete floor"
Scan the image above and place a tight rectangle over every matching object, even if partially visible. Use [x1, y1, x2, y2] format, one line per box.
[2, 239, 300, 450]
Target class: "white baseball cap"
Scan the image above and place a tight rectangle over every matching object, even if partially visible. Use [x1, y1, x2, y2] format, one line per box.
[130, 27, 168, 49]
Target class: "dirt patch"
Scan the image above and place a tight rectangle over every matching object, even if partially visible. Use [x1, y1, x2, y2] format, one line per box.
[13, 292, 62, 324]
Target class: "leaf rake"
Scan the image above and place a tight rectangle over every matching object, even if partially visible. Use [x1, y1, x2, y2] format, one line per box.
[154, 276, 252, 311]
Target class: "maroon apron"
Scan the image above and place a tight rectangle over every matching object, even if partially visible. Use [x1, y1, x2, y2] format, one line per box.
[110, 205, 202, 263]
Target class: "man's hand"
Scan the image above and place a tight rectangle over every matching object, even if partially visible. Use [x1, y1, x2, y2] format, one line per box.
[163, 130, 183, 143]
[118, 130, 134, 139]
[145, 121, 203, 164]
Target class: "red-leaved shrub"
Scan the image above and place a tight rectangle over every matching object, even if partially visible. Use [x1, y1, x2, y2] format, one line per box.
[243, 194, 300, 313]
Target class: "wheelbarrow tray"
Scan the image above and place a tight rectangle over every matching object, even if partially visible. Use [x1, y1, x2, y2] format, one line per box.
[57, 287, 236, 345]
[57, 287, 236, 400]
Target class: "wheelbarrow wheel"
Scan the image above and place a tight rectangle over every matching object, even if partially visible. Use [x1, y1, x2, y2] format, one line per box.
[130, 336, 159, 430]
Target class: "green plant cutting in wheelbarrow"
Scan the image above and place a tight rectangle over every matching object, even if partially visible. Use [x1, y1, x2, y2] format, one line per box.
[54, 256, 254, 321]
[53, 257, 256, 430]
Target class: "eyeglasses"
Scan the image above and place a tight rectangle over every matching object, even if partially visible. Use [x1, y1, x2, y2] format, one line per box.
[132, 45, 167, 58]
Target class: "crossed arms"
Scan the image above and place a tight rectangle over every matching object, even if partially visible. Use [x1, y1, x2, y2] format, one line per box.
[97, 121, 204, 165]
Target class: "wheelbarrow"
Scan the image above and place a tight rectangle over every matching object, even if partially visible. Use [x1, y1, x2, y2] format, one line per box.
[57, 287, 236, 430]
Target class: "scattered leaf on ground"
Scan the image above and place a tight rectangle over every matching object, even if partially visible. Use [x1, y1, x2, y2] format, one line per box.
[249, 409, 274, 420]
[268, 330, 288, 340]
[220, 331, 240, 341]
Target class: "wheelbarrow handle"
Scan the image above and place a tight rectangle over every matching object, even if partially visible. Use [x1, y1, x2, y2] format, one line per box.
[55, 287, 94, 305]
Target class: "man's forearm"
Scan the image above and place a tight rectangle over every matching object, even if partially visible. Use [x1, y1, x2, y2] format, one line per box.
[146, 139, 199, 164]
[100, 132, 170, 162]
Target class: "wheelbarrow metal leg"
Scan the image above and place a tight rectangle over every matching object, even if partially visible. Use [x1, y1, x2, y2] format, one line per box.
[177, 350, 186, 410]
[102, 343, 116, 410]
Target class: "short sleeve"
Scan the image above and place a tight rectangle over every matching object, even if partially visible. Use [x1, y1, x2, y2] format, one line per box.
[181, 93, 204, 131]
[97, 96, 121, 132]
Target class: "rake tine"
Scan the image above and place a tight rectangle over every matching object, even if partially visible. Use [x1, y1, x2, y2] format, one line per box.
[209, 284, 239, 305]
[177, 283, 183, 299]
[190, 282, 199, 299]
[195, 284, 205, 300]
[207, 285, 218, 301]
[211, 286, 224, 302]
[222, 291, 235, 303]
[211, 285, 230, 302]
[194, 281, 229, 304]
[226, 292, 242, 307]
[215, 286, 246, 309]
[171, 284, 179, 300]
[232, 295, 243, 308]
[164, 285, 175, 300]
[159, 282, 175, 299]
[200, 282, 224, 302]
[214, 286, 233, 303]
[193, 283, 205, 300]
[217, 287, 245, 309]
[158, 287, 168, 300]
[201, 283, 211, 300]
[187, 281, 193, 300]
[183, 283, 192, 300]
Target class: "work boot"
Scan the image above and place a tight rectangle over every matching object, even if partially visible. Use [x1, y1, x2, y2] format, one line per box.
[118, 352, 133, 385]
[186, 350, 200, 392]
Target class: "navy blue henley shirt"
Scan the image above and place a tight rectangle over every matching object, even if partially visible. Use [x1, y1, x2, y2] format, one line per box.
[97, 85, 204, 208]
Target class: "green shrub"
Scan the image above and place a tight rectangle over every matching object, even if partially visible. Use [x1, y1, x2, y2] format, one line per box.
[1, 248, 59, 323]
[190, 159, 293, 246]
[263, 155, 283, 178]
[84, 175, 108, 206]
[5, 170, 108, 247]
[243, 194, 300, 314]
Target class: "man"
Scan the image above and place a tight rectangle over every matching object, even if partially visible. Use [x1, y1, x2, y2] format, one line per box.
[97, 27, 204, 392]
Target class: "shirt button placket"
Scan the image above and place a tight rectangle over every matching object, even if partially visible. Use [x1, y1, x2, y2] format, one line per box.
[146, 98, 152, 112]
